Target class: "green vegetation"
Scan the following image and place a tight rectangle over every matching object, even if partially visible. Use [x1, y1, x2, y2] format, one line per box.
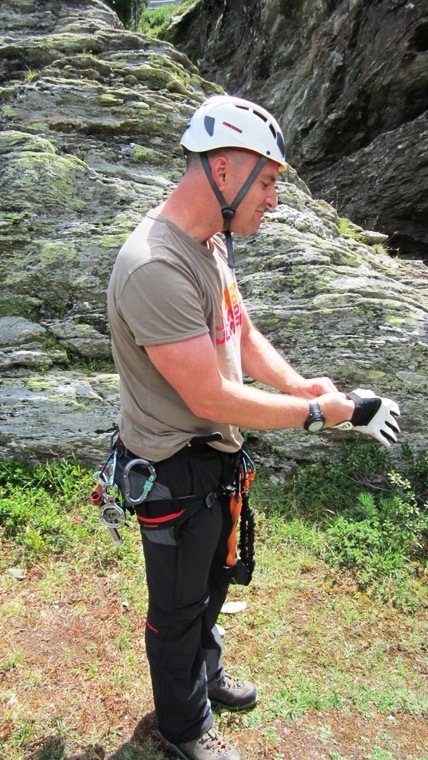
[104, 0, 196, 34]
[338, 217, 365, 241]
[139, 4, 180, 38]
[0, 458, 120, 566]
[259, 440, 428, 609]
[1, 442, 427, 758]
[23, 69, 39, 83]
[104, 0, 147, 29]
[338, 217, 388, 255]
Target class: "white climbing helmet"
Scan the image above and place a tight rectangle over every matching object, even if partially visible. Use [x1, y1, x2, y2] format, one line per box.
[180, 94, 286, 169]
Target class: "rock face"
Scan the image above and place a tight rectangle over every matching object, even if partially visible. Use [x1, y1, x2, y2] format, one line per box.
[163, 0, 428, 261]
[0, 0, 427, 468]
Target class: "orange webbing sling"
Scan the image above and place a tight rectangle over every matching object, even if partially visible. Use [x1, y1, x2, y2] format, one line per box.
[225, 450, 256, 586]
[226, 490, 243, 568]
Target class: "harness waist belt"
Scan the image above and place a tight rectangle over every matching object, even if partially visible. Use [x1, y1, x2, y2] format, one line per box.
[119, 432, 224, 461]
[134, 486, 225, 530]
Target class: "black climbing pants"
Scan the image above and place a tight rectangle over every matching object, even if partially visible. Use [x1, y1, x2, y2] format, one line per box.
[131, 445, 237, 744]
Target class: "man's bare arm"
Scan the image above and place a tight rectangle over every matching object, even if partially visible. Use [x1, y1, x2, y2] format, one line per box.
[240, 303, 338, 398]
[146, 334, 354, 430]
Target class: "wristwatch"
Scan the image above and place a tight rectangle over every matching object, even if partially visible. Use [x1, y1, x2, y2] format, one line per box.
[303, 400, 326, 433]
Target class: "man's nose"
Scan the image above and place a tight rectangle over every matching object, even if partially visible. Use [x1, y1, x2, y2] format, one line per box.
[266, 188, 278, 210]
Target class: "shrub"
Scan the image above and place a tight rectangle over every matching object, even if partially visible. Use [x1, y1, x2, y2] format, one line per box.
[280, 441, 428, 602]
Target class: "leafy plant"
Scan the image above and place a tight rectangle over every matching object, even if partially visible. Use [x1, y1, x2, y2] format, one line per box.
[260, 440, 428, 605]
[401, 443, 428, 505]
[1, 442, 427, 603]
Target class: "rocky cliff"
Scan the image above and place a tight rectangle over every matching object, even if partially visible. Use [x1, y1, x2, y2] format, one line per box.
[0, 0, 427, 468]
[164, 0, 428, 261]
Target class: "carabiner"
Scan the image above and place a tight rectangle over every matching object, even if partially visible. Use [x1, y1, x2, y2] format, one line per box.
[123, 458, 157, 505]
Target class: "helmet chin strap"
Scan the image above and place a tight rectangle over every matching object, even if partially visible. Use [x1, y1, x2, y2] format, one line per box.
[200, 152, 268, 269]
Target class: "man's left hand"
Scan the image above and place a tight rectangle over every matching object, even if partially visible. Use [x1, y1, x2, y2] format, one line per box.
[333, 388, 401, 446]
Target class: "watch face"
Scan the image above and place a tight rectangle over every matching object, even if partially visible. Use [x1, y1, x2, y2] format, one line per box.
[304, 401, 326, 433]
[308, 419, 325, 433]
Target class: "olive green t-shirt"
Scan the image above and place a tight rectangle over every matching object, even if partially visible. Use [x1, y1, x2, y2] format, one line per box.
[107, 208, 244, 461]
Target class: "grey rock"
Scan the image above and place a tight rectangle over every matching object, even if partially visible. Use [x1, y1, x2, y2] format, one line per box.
[163, 0, 428, 261]
[0, 316, 46, 346]
[0, 0, 427, 468]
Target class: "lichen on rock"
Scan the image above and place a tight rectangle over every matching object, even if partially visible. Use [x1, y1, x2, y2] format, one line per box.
[0, 0, 427, 466]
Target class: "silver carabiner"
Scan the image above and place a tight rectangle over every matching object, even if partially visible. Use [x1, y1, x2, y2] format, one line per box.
[123, 458, 157, 505]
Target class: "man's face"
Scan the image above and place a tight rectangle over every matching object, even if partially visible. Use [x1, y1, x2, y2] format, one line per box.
[226, 152, 280, 236]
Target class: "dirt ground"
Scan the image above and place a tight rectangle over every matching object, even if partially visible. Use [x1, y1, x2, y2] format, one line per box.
[1, 568, 427, 760]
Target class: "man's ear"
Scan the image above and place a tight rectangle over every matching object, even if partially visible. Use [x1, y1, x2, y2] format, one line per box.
[210, 154, 228, 190]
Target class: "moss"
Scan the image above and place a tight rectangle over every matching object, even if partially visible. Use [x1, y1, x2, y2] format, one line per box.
[132, 64, 172, 89]
[44, 396, 89, 410]
[373, 243, 388, 256]
[51, 54, 112, 78]
[99, 233, 129, 249]
[0, 295, 42, 320]
[338, 217, 365, 241]
[385, 315, 407, 326]
[24, 378, 52, 392]
[132, 143, 156, 162]
[166, 76, 190, 96]
[71, 274, 91, 286]
[96, 93, 122, 105]
[364, 369, 387, 381]
[330, 250, 361, 267]
[1, 106, 16, 119]
[27, 122, 51, 133]
[125, 110, 173, 138]
[2, 151, 88, 211]
[189, 74, 222, 95]
[7, 0, 34, 9]
[39, 241, 78, 267]
[0, 131, 56, 154]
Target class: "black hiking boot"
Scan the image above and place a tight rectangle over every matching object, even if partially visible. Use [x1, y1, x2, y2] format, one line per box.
[208, 675, 257, 712]
[161, 727, 242, 760]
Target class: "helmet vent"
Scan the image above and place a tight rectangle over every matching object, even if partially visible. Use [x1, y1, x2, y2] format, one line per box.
[276, 131, 285, 157]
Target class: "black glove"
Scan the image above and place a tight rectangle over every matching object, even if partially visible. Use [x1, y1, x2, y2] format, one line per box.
[333, 388, 401, 447]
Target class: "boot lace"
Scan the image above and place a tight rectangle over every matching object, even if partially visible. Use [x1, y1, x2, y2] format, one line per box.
[218, 675, 242, 690]
[200, 729, 231, 753]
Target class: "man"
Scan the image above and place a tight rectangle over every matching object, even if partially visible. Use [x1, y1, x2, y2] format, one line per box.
[107, 95, 399, 760]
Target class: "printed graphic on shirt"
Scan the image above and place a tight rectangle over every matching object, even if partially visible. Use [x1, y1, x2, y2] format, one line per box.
[215, 282, 242, 345]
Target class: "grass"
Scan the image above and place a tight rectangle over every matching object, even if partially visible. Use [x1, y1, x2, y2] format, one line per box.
[139, 4, 182, 38]
[0, 444, 427, 759]
[138, 0, 199, 38]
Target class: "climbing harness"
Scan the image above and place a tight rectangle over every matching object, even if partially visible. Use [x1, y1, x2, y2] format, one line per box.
[90, 434, 256, 586]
